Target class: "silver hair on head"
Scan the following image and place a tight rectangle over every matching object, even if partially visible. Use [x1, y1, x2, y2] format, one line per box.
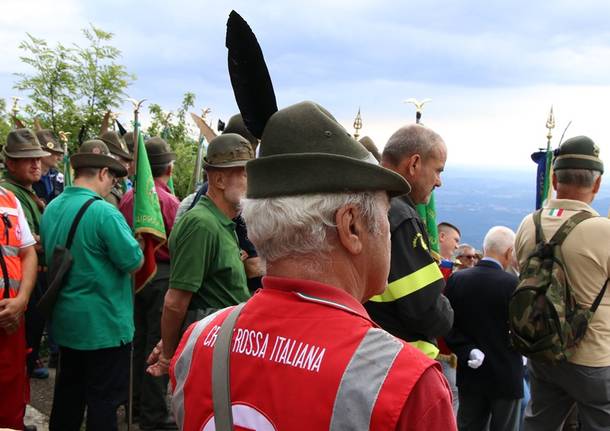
[241, 191, 385, 263]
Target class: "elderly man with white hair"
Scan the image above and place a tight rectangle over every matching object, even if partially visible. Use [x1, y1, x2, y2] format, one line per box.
[148, 101, 456, 430]
[445, 226, 524, 431]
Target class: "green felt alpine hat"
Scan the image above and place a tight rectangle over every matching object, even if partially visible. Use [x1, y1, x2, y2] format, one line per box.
[35, 129, 64, 155]
[223, 113, 258, 152]
[98, 131, 133, 161]
[145, 137, 176, 165]
[71, 139, 128, 177]
[554, 136, 604, 174]
[204, 133, 255, 168]
[247, 101, 410, 198]
[4, 128, 51, 159]
[358, 136, 381, 162]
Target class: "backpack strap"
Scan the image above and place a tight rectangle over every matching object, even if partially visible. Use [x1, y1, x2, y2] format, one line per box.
[591, 279, 609, 313]
[66, 197, 100, 249]
[548, 211, 594, 246]
[212, 302, 247, 431]
[533, 209, 545, 243]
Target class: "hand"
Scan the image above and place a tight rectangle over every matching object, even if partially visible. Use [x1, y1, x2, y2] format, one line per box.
[146, 340, 170, 376]
[467, 348, 485, 369]
[0, 297, 26, 330]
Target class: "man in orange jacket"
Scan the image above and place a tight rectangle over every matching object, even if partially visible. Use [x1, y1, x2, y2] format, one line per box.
[0, 132, 40, 431]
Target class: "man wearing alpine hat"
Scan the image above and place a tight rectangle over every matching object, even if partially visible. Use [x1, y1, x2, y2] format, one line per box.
[515, 136, 610, 431]
[1, 129, 51, 380]
[149, 101, 455, 430]
[151, 133, 255, 379]
[98, 130, 133, 207]
[42, 139, 143, 431]
[33, 129, 65, 204]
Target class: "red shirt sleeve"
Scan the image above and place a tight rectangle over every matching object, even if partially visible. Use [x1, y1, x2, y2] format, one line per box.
[396, 365, 457, 431]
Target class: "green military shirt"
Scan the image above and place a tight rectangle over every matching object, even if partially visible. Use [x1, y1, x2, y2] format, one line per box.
[169, 196, 249, 310]
[1, 173, 43, 235]
[40, 186, 143, 350]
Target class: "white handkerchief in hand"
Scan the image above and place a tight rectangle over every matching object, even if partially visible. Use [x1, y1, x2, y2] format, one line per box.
[467, 348, 485, 369]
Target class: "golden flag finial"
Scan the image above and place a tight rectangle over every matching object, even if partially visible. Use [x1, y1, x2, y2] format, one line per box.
[353, 107, 362, 140]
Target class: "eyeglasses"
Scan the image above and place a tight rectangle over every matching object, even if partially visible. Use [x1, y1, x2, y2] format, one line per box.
[459, 255, 477, 260]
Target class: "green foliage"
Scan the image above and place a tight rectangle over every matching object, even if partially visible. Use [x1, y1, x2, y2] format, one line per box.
[73, 26, 134, 140]
[0, 99, 11, 145]
[12, 24, 134, 151]
[147, 93, 200, 199]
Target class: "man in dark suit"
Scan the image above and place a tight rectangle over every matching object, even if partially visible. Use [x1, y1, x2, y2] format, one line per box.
[446, 226, 524, 431]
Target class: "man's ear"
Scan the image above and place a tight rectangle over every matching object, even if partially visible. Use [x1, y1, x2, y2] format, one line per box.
[399, 154, 420, 178]
[208, 170, 225, 190]
[335, 205, 364, 256]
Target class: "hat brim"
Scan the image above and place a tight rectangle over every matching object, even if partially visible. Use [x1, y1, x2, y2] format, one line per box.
[3, 148, 51, 159]
[554, 158, 604, 174]
[71, 153, 128, 177]
[148, 152, 177, 165]
[203, 159, 250, 169]
[246, 153, 410, 198]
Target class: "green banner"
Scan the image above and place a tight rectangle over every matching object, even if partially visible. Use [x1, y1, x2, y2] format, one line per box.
[134, 130, 166, 239]
[63, 152, 72, 187]
[416, 192, 440, 254]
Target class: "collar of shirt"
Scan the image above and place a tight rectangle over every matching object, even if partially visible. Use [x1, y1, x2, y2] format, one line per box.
[480, 256, 502, 269]
[63, 186, 102, 199]
[154, 178, 172, 194]
[545, 198, 599, 216]
[262, 275, 374, 322]
[200, 195, 234, 228]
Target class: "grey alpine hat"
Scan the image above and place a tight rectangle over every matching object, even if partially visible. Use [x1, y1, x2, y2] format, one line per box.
[4, 128, 51, 159]
[204, 133, 255, 168]
[246, 101, 410, 198]
[71, 139, 128, 177]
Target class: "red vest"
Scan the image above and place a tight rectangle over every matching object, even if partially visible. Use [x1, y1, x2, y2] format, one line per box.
[0, 187, 23, 299]
[170, 277, 437, 431]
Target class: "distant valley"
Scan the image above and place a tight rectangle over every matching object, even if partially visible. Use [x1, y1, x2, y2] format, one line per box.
[434, 166, 610, 248]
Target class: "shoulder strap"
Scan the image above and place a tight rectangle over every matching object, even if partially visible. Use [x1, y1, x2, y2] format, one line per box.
[533, 209, 544, 243]
[591, 279, 610, 313]
[66, 197, 100, 249]
[548, 211, 594, 246]
[212, 302, 247, 431]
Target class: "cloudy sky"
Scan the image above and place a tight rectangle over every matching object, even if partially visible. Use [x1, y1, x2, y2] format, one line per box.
[2, 0, 610, 170]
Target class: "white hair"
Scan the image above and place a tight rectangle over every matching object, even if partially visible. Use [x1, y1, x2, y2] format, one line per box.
[483, 226, 515, 255]
[241, 192, 385, 262]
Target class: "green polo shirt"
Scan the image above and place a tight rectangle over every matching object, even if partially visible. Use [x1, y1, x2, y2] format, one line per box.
[40, 186, 143, 350]
[169, 196, 249, 310]
[1, 174, 42, 235]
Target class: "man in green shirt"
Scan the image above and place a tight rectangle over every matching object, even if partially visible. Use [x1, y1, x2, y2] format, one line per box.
[154, 133, 254, 375]
[1, 128, 50, 379]
[41, 140, 143, 431]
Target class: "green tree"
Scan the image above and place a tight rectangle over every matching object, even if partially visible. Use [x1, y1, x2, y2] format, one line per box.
[13, 24, 134, 149]
[147, 93, 199, 199]
[73, 25, 134, 140]
[14, 34, 77, 134]
[0, 99, 12, 144]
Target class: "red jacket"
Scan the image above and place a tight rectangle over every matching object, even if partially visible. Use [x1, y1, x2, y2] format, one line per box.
[170, 276, 456, 430]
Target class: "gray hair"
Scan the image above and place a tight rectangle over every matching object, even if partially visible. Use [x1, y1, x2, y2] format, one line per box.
[455, 243, 475, 256]
[241, 192, 385, 262]
[555, 168, 601, 188]
[483, 226, 515, 255]
[382, 124, 444, 166]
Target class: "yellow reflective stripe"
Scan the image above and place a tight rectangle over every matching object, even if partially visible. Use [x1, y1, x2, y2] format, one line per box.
[369, 262, 443, 303]
[408, 340, 439, 359]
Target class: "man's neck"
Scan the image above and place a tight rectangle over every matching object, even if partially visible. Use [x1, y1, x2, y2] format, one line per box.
[73, 178, 104, 196]
[5, 172, 33, 190]
[41, 166, 51, 176]
[155, 174, 170, 185]
[206, 189, 239, 219]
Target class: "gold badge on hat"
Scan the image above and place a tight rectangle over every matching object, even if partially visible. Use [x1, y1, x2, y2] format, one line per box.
[92, 147, 101, 154]
[594, 144, 600, 157]
[46, 142, 55, 150]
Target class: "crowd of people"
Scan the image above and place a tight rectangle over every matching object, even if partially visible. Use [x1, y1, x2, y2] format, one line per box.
[0, 100, 608, 431]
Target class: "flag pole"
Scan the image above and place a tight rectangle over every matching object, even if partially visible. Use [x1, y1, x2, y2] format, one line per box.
[127, 97, 146, 431]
